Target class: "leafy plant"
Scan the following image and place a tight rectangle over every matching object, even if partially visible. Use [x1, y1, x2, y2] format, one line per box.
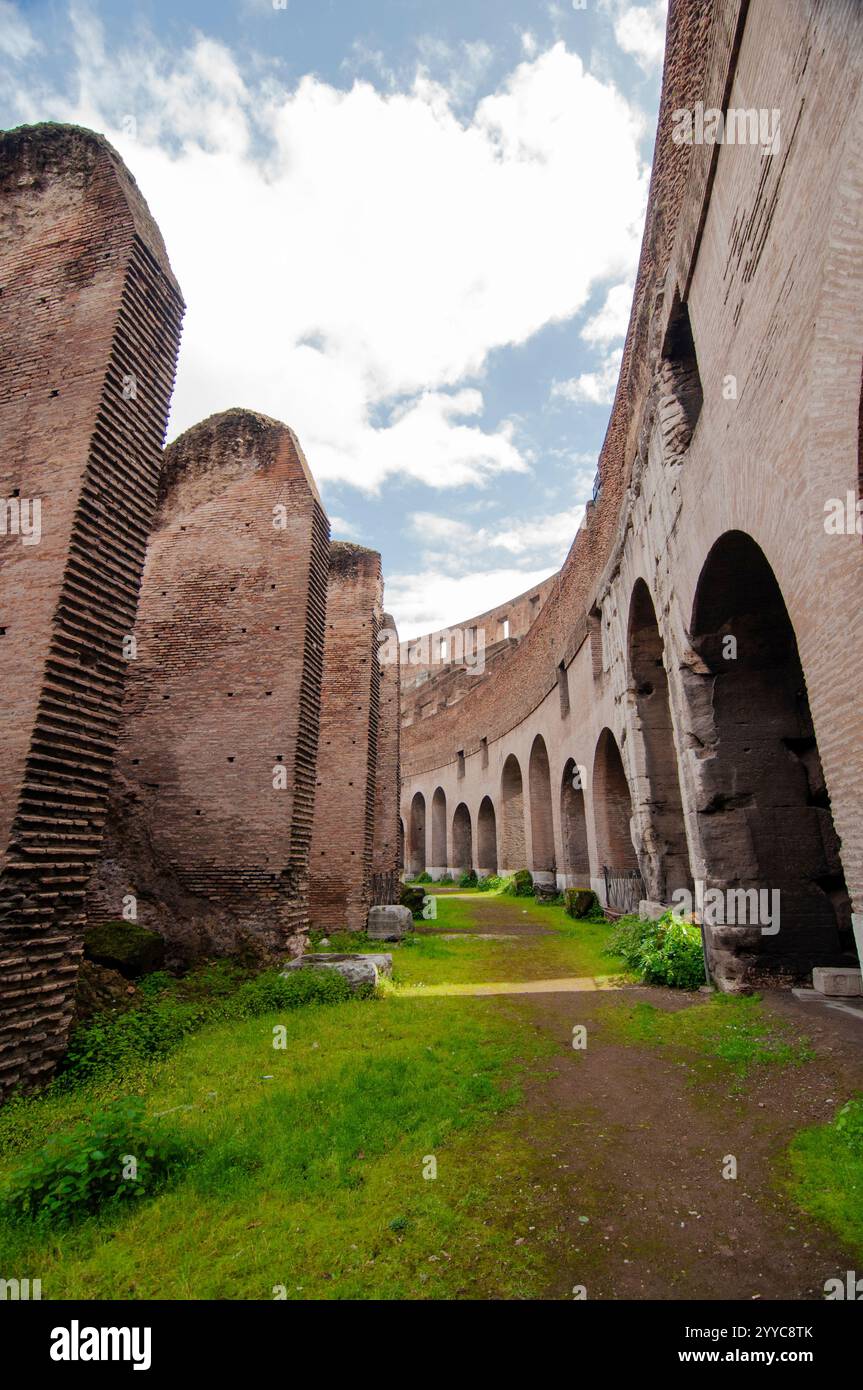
[835, 1097, 863, 1156]
[458, 870, 477, 888]
[606, 911, 705, 990]
[2, 1097, 190, 1227]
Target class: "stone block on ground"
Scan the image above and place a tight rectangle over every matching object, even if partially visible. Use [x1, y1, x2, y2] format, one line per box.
[281, 953, 380, 992]
[812, 967, 863, 997]
[368, 905, 413, 939]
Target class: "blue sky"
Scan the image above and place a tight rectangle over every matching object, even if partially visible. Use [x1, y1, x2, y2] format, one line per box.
[1, 0, 667, 636]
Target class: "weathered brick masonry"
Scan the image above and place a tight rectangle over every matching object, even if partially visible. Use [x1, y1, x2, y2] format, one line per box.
[0, 125, 184, 1095]
[372, 612, 401, 897]
[88, 410, 331, 963]
[310, 544, 383, 933]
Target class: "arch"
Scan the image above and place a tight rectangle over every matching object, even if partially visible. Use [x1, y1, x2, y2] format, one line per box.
[452, 803, 472, 874]
[687, 530, 854, 984]
[500, 753, 526, 870]
[477, 796, 498, 874]
[628, 578, 692, 899]
[431, 786, 447, 873]
[592, 728, 638, 872]
[528, 734, 555, 876]
[408, 791, 426, 877]
[561, 757, 590, 880]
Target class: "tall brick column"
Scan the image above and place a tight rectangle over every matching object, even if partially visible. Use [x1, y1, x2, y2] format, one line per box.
[0, 124, 184, 1095]
[87, 410, 330, 963]
[372, 612, 401, 902]
[310, 544, 383, 933]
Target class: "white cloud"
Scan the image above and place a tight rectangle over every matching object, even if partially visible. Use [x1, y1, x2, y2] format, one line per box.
[3, 13, 650, 493]
[608, 1, 668, 74]
[581, 281, 633, 344]
[387, 566, 557, 639]
[409, 503, 587, 567]
[328, 515, 358, 538]
[551, 347, 623, 406]
[0, 0, 40, 60]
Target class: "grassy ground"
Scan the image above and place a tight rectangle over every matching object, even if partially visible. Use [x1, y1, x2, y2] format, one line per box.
[1, 889, 861, 1298]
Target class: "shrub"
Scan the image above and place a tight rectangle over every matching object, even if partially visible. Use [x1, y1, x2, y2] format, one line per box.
[458, 870, 477, 888]
[400, 884, 426, 918]
[60, 967, 362, 1088]
[475, 873, 510, 893]
[607, 911, 705, 990]
[507, 869, 534, 897]
[437, 873, 454, 885]
[218, 967, 355, 1018]
[412, 871, 433, 884]
[2, 1097, 190, 1227]
[834, 1098, 863, 1156]
[564, 888, 598, 920]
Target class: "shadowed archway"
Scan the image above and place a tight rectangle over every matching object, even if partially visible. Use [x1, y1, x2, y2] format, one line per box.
[500, 754, 526, 870]
[686, 530, 855, 985]
[408, 792, 426, 877]
[477, 796, 498, 874]
[592, 728, 638, 873]
[561, 757, 590, 880]
[628, 578, 692, 900]
[431, 786, 447, 872]
[452, 802, 472, 875]
[528, 734, 555, 876]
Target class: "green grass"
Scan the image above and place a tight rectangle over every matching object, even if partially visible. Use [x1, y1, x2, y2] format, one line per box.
[784, 1098, 863, 1259]
[598, 994, 814, 1086]
[393, 895, 628, 987]
[0, 992, 555, 1299]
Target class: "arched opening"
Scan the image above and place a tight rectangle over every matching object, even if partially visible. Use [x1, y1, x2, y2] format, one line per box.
[592, 728, 638, 872]
[408, 792, 426, 877]
[687, 530, 854, 986]
[431, 786, 447, 874]
[528, 734, 555, 877]
[561, 757, 590, 881]
[477, 796, 498, 874]
[452, 803, 472, 874]
[500, 754, 526, 870]
[628, 578, 692, 900]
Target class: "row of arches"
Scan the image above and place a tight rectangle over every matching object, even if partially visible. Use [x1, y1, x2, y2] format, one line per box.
[402, 531, 855, 980]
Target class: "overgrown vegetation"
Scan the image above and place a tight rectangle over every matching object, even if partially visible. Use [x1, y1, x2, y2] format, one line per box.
[607, 910, 705, 989]
[457, 870, 477, 888]
[60, 964, 361, 1090]
[2, 1097, 191, 1228]
[785, 1097, 863, 1257]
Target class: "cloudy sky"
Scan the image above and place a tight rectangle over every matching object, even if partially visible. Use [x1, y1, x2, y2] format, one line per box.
[1, 0, 667, 636]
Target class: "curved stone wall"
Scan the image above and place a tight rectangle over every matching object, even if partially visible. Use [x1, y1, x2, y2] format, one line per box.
[400, 0, 863, 991]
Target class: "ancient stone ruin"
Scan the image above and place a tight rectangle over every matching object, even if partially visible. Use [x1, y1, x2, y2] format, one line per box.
[2, 0, 862, 1097]
[0, 125, 184, 1095]
[0, 127, 401, 1096]
[398, 0, 863, 995]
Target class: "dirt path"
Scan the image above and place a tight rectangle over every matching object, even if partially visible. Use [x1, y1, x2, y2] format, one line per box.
[425, 890, 863, 1300]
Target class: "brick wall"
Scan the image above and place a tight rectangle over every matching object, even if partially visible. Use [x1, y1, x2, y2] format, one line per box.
[0, 125, 184, 1095]
[310, 544, 383, 932]
[87, 410, 330, 963]
[372, 612, 400, 898]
